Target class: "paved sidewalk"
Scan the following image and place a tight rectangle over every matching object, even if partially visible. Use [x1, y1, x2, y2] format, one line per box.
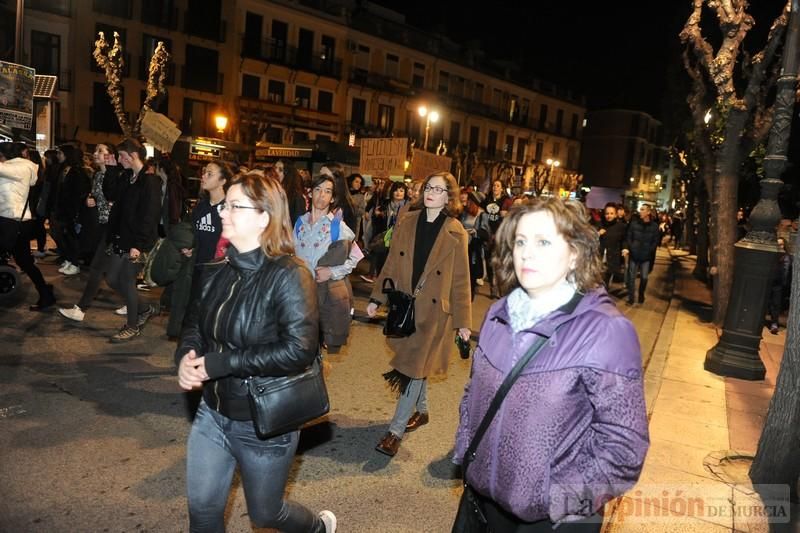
[604, 250, 791, 532]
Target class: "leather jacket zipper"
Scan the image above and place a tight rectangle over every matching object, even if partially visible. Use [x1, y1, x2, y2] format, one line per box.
[211, 266, 240, 412]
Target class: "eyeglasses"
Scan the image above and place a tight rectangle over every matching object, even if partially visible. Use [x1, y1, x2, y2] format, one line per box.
[217, 201, 261, 213]
[423, 185, 448, 194]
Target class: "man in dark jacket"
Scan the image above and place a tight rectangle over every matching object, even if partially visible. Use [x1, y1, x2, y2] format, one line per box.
[102, 138, 162, 342]
[599, 202, 626, 288]
[622, 204, 660, 305]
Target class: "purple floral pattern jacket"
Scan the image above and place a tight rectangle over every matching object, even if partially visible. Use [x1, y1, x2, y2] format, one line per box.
[454, 288, 649, 523]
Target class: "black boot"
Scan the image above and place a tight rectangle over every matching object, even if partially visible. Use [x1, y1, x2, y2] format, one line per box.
[30, 284, 56, 311]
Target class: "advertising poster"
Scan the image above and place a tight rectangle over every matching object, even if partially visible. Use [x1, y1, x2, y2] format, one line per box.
[0, 62, 35, 129]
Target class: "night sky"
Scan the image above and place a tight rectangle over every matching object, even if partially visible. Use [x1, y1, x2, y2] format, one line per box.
[372, 1, 790, 121]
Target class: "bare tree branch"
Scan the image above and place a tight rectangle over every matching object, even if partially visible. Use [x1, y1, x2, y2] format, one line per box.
[92, 31, 132, 137]
[133, 41, 171, 138]
[741, 1, 790, 112]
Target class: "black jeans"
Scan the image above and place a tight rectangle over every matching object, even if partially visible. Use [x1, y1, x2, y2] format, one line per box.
[106, 252, 147, 328]
[4, 219, 49, 299]
[77, 226, 111, 310]
[50, 218, 80, 263]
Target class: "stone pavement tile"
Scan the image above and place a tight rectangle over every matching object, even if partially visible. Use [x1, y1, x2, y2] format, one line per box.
[670, 331, 720, 353]
[730, 487, 789, 533]
[643, 438, 720, 481]
[605, 496, 732, 532]
[643, 377, 661, 413]
[727, 409, 766, 454]
[661, 355, 727, 390]
[626, 462, 734, 529]
[648, 408, 729, 450]
[725, 389, 771, 416]
[653, 395, 728, 428]
[725, 377, 774, 400]
[657, 378, 726, 407]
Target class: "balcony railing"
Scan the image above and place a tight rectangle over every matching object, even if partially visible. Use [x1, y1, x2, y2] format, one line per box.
[347, 68, 411, 95]
[241, 37, 342, 79]
[180, 66, 223, 94]
[139, 57, 176, 86]
[184, 14, 226, 43]
[27, 0, 71, 16]
[93, 0, 132, 19]
[141, 6, 179, 30]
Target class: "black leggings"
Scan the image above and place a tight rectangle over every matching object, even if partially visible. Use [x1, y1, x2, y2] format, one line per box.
[8, 220, 49, 298]
[106, 252, 147, 327]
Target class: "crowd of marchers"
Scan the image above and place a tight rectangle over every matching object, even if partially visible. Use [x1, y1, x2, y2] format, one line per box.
[4, 138, 666, 532]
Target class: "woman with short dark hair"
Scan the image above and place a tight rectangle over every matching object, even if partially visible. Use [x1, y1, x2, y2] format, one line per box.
[453, 197, 649, 531]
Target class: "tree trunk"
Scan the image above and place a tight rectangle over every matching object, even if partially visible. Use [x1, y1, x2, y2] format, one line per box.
[749, 229, 800, 502]
[694, 185, 710, 279]
[711, 109, 748, 325]
[686, 179, 697, 255]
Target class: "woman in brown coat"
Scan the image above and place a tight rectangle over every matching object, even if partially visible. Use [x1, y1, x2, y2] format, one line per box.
[366, 172, 472, 457]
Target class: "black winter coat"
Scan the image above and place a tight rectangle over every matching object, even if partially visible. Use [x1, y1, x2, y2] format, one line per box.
[105, 168, 162, 253]
[600, 219, 627, 271]
[624, 218, 660, 263]
[175, 247, 320, 421]
[53, 166, 91, 222]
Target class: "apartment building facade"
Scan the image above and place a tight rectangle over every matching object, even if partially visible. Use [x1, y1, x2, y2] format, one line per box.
[6, 0, 585, 185]
[580, 109, 672, 208]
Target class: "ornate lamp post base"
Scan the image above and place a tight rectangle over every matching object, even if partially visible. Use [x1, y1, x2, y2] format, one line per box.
[704, 233, 779, 381]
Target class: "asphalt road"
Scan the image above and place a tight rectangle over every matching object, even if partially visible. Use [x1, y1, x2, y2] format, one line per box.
[0, 249, 673, 532]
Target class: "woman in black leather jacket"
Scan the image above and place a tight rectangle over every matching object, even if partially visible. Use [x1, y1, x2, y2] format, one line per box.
[175, 172, 337, 533]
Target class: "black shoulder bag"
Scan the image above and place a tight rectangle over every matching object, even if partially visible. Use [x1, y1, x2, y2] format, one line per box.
[451, 333, 553, 533]
[381, 277, 423, 338]
[245, 355, 330, 440]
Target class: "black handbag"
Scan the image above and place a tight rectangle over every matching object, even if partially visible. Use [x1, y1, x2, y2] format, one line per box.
[246, 356, 330, 440]
[381, 277, 419, 338]
[452, 332, 556, 533]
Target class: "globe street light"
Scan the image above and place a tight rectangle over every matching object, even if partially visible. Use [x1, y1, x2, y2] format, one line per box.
[215, 114, 228, 134]
[418, 105, 440, 152]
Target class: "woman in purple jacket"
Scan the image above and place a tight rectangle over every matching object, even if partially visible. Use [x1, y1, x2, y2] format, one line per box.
[453, 197, 649, 531]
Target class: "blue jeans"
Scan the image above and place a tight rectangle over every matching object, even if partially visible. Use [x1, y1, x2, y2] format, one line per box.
[388, 378, 428, 437]
[186, 401, 324, 533]
[626, 259, 651, 303]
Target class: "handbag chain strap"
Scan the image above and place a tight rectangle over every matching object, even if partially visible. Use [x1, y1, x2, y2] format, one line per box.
[19, 195, 29, 223]
[460, 332, 552, 482]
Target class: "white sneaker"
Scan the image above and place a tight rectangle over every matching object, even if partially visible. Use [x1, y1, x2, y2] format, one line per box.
[58, 305, 85, 322]
[115, 306, 127, 316]
[475, 278, 485, 286]
[58, 260, 72, 273]
[62, 263, 80, 275]
[319, 510, 337, 533]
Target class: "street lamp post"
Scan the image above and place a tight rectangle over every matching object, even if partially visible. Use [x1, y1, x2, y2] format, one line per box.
[704, 0, 799, 380]
[418, 105, 440, 152]
[546, 158, 560, 194]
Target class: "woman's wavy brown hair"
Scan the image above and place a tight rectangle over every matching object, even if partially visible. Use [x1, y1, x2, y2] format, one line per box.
[229, 172, 295, 258]
[409, 171, 463, 217]
[492, 197, 604, 296]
